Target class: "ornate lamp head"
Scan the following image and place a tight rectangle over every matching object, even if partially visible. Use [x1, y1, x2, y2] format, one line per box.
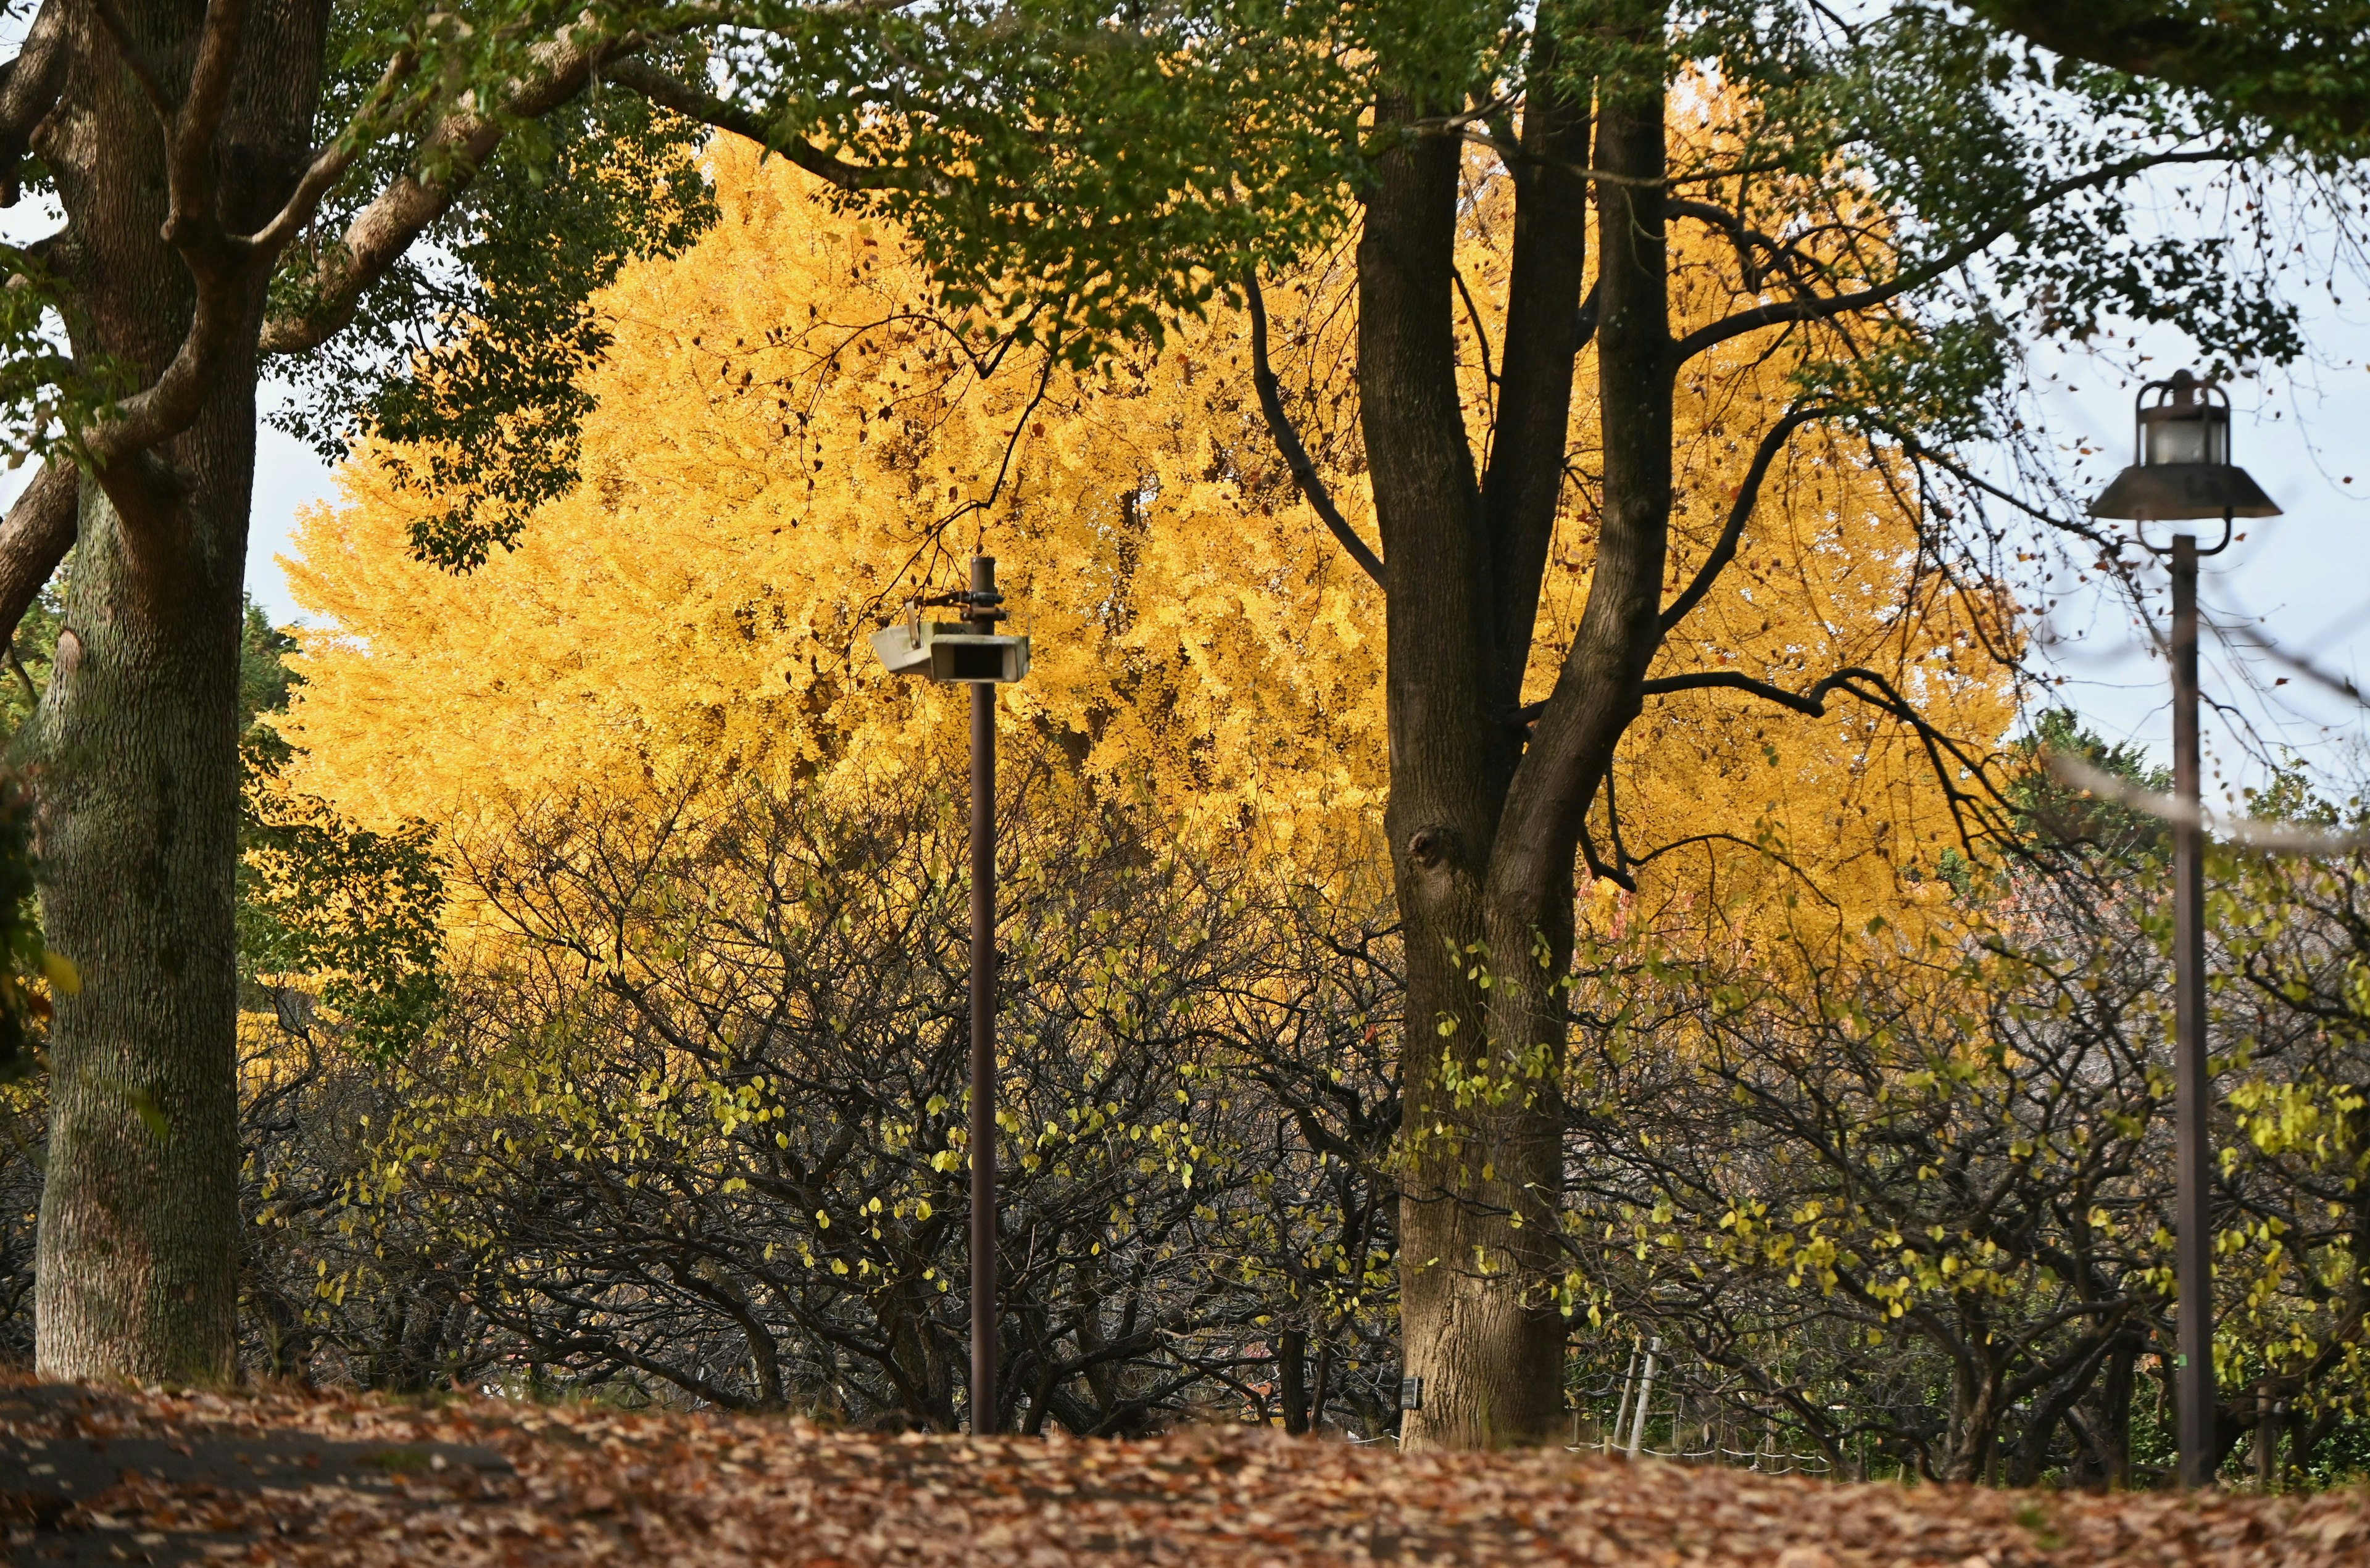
[2089, 370, 2280, 525]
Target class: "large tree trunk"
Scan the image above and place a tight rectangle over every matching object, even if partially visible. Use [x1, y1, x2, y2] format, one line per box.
[31, 460, 252, 1382]
[22, 0, 322, 1382]
[1358, 89, 1557, 1451]
[1364, 10, 1646, 1449]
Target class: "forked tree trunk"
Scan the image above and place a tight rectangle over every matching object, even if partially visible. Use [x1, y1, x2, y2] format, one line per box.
[1362, 93, 1558, 1450]
[1367, 26, 1666, 1446]
[22, 0, 322, 1382]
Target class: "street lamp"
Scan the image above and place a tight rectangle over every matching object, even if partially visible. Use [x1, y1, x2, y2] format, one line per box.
[2089, 370, 2279, 1488]
[869, 555, 1031, 1434]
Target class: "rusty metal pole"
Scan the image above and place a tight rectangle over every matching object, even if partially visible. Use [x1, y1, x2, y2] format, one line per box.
[967, 554, 1000, 1435]
[2171, 530, 2214, 1488]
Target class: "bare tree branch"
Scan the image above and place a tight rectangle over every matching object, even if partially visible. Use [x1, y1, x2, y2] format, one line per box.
[1450, 262, 1496, 390]
[2227, 622, 2370, 710]
[83, 269, 252, 492]
[259, 27, 639, 356]
[1243, 270, 1384, 587]
[1666, 198, 1794, 294]
[1571, 281, 1599, 354]
[1460, 130, 1789, 189]
[1635, 664, 2011, 857]
[1671, 149, 2243, 365]
[1658, 403, 1836, 636]
[2045, 753, 2370, 853]
[1577, 818, 1634, 891]
[0, 458, 77, 645]
[1637, 667, 1852, 717]
[602, 60, 889, 193]
[0, 0, 69, 207]
[239, 53, 420, 256]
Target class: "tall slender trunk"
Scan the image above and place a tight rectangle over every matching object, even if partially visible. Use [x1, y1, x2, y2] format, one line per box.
[2092, 1328, 2139, 1487]
[1360, 85, 1583, 1448]
[23, 0, 323, 1382]
[1278, 1327, 1311, 1433]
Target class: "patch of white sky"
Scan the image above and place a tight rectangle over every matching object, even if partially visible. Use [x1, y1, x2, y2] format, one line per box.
[2002, 168, 2370, 808]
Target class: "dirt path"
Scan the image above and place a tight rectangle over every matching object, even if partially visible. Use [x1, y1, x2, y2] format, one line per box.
[4, 1375, 2367, 1566]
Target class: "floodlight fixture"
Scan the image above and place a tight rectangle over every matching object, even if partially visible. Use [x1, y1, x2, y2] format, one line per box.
[868, 619, 1031, 684]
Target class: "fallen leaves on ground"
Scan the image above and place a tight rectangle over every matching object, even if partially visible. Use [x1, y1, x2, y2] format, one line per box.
[3, 1374, 2366, 1566]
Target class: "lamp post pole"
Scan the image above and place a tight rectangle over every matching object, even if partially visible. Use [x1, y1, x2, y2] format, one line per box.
[967, 554, 1000, 1436]
[2090, 370, 2276, 1488]
[2169, 529, 2213, 1490]
[865, 554, 1029, 1436]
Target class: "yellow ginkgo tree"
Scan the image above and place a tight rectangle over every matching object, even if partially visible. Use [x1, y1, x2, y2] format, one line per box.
[280, 135, 2006, 944]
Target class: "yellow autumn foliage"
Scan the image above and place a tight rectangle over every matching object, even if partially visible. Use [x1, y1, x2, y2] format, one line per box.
[283, 144, 1383, 862]
[279, 134, 2012, 938]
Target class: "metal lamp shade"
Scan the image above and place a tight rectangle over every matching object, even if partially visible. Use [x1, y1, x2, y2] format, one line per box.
[2089, 371, 2281, 522]
[2090, 462, 2280, 521]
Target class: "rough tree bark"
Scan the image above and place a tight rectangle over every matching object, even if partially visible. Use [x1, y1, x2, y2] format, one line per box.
[0, 463, 78, 637]
[14, 0, 323, 1382]
[0, 0, 718, 1383]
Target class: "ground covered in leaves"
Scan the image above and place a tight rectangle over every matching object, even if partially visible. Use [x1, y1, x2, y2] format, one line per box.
[4, 1377, 2368, 1566]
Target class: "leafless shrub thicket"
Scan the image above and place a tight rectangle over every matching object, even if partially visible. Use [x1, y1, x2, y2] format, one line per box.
[5, 761, 2368, 1485]
[233, 766, 1406, 1435]
[1559, 844, 2370, 1486]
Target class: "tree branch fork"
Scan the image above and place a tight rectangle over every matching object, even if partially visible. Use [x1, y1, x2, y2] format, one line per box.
[1247, 70, 2226, 910]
